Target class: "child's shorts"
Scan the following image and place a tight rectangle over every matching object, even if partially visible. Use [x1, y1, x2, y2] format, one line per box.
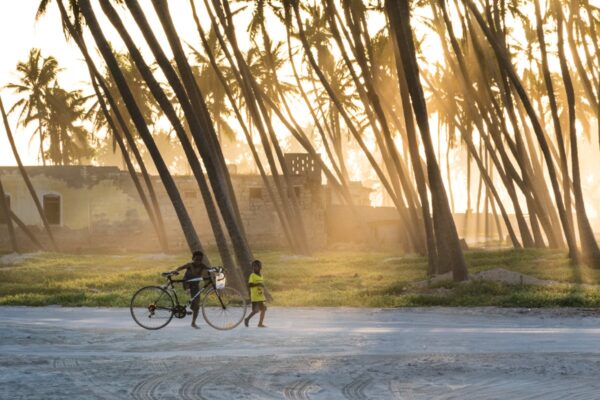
[251, 301, 266, 312]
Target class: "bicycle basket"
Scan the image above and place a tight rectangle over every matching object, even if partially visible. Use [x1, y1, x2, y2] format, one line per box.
[215, 272, 226, 289]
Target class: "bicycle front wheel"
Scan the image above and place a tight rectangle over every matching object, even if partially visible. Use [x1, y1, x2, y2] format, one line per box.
[202, 287, 247, 330]
[130, 286, 174, 330]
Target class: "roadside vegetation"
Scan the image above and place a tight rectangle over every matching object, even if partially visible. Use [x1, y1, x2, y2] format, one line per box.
[1, 248, 599, 308]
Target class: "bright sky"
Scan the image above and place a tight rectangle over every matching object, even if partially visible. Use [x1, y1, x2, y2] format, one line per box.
[0, 0, 265, 166]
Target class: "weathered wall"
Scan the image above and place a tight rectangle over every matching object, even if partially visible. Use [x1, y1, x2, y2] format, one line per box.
[0, 166, 327, 252]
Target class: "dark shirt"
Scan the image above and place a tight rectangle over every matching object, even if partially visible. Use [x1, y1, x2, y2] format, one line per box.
[181, 262, 209, 289]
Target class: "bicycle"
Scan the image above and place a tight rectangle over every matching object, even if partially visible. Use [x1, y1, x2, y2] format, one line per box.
[130, 267, 247, 331]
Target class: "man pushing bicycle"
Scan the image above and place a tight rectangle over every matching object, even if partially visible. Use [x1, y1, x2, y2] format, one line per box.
[171, 250, 210, 329]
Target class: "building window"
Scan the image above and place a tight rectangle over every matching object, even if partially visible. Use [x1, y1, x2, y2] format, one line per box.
[249, 187, 263, 200]
[43, 194, 61, 225]
[0, 194, 10, 224]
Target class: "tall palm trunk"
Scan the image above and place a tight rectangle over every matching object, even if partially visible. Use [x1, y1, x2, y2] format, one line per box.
[99, 0, 239, 284]
[209, 0, 311, 254]
[188, 0, 298, 251]
[390, 37, 439, 274]
[534, 0, 575, 244]
[291, 1, 421, 253]
[464, 0, 578, 261]
[386, 0, 468, 281]
[125, 0, 253, 277]
[0, 96, 58, 251]
[329, 0, 425, 253]
[433, 0, 535, 248]
[555, 1, 600, 267]
[79, 0, 203, 253]
[148, 0, 255, 272]
[0, 177, 18, 253]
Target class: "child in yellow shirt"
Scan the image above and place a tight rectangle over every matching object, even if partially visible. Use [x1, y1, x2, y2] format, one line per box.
[244, 259, 267, 328]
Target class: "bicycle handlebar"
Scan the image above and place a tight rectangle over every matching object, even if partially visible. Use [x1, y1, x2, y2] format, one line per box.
[161, 267, 224, 278]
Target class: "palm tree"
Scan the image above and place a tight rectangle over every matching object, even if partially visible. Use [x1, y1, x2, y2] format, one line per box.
[123, 0, 255, 283]
[554, 0, 600, 267]
[98, 0, 242, 284]
[78, 0, 204, 254]
[188, 1, 299, 251]
[386, 0, 468, 281]
[43, 85, 94, 165]
[291, 0, 424, 253]
[202, 0, 312, 254]
[464, 0, 578, 262]
[6, 48, 59, 165]
[39, 0, 170, 252]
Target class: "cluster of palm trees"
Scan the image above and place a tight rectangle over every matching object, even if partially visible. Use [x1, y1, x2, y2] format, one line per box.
[7, 48, 94, 166]
[2, 0, 598, 283]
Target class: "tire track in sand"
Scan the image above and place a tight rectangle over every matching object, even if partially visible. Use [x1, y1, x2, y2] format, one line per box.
[130, 362, 179, 400]
[178, 365, 231, 400]
[341, 374, 371, 400]
[283, 379, 319, 400]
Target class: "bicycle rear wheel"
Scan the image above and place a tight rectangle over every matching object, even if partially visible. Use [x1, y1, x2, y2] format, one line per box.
[202, 287, 247, 330]
[130, 286, 174, 330]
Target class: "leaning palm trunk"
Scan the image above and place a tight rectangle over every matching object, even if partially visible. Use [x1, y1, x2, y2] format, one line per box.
[188, 0, 298, 252]
[99, 0, 241, 286]
[209, 0, 311, 254]
[0, 96, 58, 251]
[327, 0, 425, 253]
[432, 1, 535, 248]
[0, 177, 18, 253]
[464, 0, 578, 261]
[9, 211, 44, 251]
[79, 0, 203, 253]
[555, 1, 600, 268]
[291, 0, 422, 253]
[148, 0, 256, 272]
[390, 40, 439, 273]
[125, 0, 253, 277]
[55, 0, 169, 252]
[534, 0, 575, 245]
[386, 0, 468, 281]
[255, 14, 358, 214]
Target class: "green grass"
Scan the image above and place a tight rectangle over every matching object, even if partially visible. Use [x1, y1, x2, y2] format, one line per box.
[1, 248, 600, 307]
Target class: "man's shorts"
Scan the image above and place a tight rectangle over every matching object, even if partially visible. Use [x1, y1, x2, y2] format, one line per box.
[189, 284, 200, 310]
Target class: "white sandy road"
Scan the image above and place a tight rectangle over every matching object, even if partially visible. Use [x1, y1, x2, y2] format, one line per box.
[1, 306, 600, 399]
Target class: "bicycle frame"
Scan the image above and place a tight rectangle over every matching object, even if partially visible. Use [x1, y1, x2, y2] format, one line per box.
[162, 274, 226, 310]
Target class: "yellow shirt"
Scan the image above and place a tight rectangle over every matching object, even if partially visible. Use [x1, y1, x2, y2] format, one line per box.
[248, 273, 266, 302]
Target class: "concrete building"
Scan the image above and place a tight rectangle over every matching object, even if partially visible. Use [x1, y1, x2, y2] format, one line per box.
[0, 162, 334, 252]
